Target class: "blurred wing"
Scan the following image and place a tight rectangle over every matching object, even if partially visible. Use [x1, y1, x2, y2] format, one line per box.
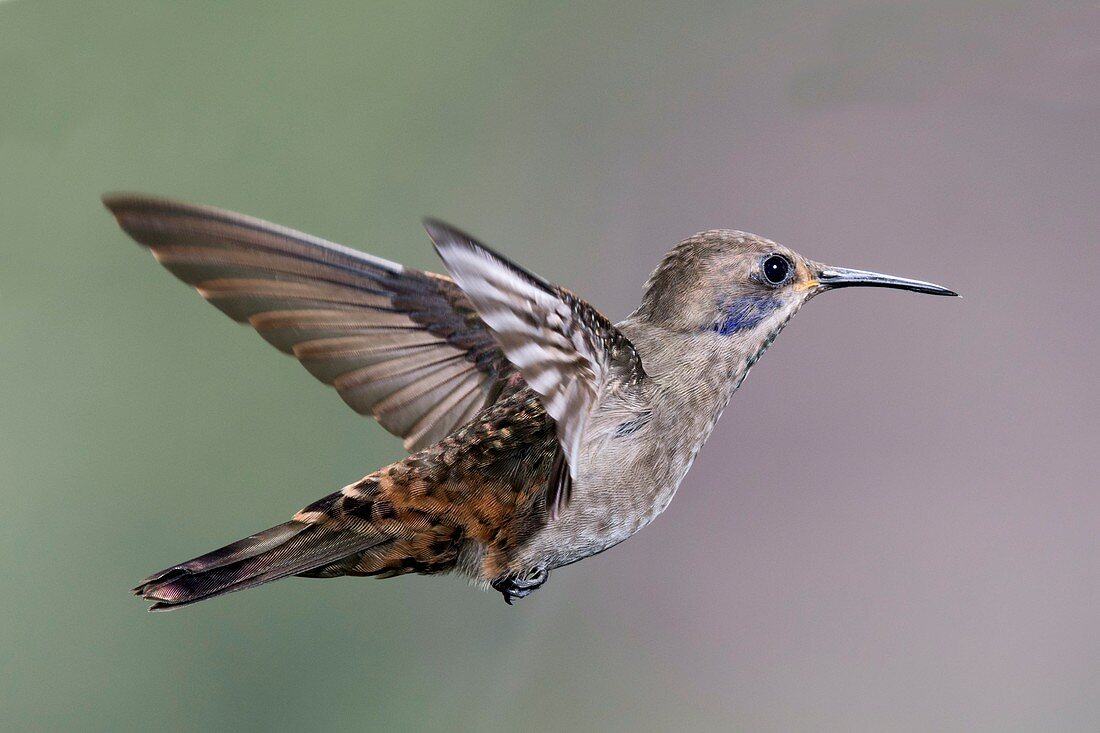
[105, 195, 511, 452]
[426, 219, 644, 490]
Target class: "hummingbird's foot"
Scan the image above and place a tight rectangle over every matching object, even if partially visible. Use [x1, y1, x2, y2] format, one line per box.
[491, 567, 549, 605]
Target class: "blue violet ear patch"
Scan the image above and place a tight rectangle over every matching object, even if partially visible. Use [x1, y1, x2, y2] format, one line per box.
[712, 295, 782, 335]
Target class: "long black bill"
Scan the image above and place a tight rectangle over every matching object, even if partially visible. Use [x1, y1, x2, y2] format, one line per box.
[818, 267, 958, 297]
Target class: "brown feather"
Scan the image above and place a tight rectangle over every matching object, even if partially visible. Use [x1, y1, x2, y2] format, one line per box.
[104, 194, 512, 452]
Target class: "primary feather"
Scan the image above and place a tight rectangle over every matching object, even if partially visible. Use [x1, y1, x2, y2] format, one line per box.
[104, 195, 511, 451]
[425, 219, 645, 486]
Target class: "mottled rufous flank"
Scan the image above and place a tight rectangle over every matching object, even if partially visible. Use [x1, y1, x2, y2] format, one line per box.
[294, 382, 557, 583]
[106, 194, 956, 610]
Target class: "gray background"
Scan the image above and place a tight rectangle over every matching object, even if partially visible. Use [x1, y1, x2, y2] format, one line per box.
[1, 1, 1097, 731]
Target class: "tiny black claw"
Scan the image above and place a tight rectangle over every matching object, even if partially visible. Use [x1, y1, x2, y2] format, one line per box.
[491, 567, 549, 605]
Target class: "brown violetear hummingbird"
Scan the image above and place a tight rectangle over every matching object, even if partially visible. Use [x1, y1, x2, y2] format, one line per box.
[106, 195, 957, 610]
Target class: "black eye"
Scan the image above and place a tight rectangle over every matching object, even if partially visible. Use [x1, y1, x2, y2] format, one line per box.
[762, 254, 792, 285]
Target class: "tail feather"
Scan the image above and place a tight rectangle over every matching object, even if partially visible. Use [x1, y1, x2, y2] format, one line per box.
[133, 520, 389, 611]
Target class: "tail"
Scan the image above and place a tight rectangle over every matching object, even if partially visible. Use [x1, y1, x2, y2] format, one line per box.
[133, 519, 389, 611]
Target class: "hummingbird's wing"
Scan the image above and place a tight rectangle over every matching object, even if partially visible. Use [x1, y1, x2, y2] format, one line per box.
[104, 195, 512, 452]
[426, 220, 645, 497]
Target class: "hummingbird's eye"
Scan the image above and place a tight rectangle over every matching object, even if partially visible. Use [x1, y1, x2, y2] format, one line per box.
[761, 254, 792, 286]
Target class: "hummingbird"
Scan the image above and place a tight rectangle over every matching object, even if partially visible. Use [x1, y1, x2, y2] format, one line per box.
[105, 195, 956, 610]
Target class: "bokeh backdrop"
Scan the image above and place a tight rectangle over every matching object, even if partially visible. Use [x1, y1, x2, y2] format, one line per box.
[2, 1, 1098, 731]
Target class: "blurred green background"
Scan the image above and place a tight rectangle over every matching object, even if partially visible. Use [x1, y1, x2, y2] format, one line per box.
[2, 1, 1098, 731]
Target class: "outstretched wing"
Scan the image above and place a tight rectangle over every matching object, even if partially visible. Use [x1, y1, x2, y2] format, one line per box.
[105, 195, 511, 452]
[426, 220, 645, 509]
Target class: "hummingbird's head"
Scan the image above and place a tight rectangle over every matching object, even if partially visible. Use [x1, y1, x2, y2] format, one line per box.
[635, 229, 956, 360]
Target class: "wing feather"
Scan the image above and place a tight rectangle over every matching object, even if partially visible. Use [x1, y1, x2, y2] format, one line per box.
[426, 220, 645, 495]
[105, 195, 511, 451]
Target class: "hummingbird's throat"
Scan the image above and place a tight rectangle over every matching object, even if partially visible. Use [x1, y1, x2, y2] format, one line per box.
[711, 294, 783, 335]
[729, 310, 798, 391]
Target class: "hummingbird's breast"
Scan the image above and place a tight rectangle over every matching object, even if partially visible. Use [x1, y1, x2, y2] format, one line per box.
[472, 322, 759, 577]
[511, 384, 720, 571]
